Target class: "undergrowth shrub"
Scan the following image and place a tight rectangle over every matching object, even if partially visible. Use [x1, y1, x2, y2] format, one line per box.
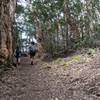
[0, 61, 12, 76]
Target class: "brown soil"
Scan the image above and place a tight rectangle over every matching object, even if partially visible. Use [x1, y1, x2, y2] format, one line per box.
[0, 50, 100, 100]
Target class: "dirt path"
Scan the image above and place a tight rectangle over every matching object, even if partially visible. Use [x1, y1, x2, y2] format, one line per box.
[0, 51, 100, 100]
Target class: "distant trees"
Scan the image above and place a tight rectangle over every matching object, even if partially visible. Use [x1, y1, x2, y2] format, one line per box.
[27, 0, 100, 56]
[14, 0, 100, 57]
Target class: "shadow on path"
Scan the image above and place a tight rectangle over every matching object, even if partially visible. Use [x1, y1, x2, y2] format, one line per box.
[0, 53, 100, 100]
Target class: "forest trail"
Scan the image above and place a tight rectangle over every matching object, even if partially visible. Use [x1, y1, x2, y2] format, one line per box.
[0, 50, 100, 100]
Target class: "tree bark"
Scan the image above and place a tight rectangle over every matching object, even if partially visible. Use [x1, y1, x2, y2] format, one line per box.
[0, 0, 16, 63]
[35, 16, 44, 57]
[64, 0, 80, 42]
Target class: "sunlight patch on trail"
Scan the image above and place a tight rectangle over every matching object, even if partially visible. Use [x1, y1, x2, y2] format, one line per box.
[42, 48, 97, 70]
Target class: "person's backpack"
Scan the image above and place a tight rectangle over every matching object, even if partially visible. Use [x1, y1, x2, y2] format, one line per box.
[29, 46, 37, 53]
[15, 49, 21, 57]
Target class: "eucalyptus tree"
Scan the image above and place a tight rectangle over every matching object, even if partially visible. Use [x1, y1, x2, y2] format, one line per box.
[27, 0, 100, 56]
[0, 0, 16, 63]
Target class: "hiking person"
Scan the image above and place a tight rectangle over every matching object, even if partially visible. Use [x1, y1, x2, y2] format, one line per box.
[15, 46, 21, 65]
[29, 42, 37, 65]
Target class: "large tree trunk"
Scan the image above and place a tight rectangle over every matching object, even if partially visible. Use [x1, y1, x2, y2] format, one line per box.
[35, 16, 44, 57]
[0, 0, 16, 63]
[64, 0, 80, 41]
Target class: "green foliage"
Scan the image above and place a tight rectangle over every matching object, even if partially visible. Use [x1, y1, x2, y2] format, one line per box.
[15, 0, 100, 56]
[72, 55, 81, 62]
[73, 36, 97, 49]
[16, 5, 24, 14]
[88, 48, 96, 56]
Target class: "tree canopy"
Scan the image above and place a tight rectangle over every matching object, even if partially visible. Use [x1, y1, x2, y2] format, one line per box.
[14, 0, 100, 56]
